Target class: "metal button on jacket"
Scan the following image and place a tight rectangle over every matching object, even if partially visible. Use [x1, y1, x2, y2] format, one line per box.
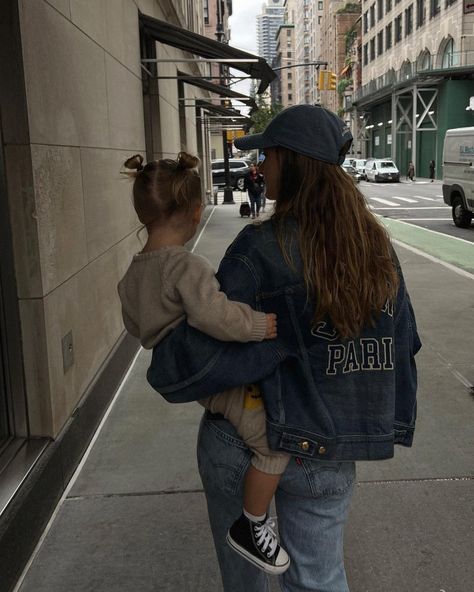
[318, 446, 327, 455]
[300, 440, 310, 451]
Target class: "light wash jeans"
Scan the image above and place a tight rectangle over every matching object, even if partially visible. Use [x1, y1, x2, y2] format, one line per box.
[197, 413, 356, 592]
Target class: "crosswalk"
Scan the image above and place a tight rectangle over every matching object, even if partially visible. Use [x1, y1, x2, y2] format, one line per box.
[368, 194, 448, 209]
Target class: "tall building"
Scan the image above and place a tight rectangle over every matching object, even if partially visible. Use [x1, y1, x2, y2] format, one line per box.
[349, 0, 474, 176]
[319, 1, 360, 113]
[257, 0, 286, 65]
[274, 22, 296, 106]
[294, 0, 325, 105]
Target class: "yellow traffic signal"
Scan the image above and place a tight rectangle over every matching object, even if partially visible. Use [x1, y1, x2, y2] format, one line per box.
[318, 70, 337, 91]
[318, 70, 329, 90]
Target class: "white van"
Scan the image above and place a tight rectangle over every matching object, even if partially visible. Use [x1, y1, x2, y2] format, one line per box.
[365, 159, 400, 183]
[442, 127, 474, 228]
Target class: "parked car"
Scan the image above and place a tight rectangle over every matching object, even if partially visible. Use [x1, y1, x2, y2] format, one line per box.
[442, 126, 474, 228]
[365, 159, 400, 182]
[349, 158, 367, 179]
[211, 158, 250, 191]
[341, 163, 362, 182]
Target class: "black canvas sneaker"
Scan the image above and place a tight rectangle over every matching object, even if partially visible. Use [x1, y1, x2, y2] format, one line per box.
[226, 514, 290, 575]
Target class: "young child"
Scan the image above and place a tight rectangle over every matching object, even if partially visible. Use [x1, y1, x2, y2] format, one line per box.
[117, 152, 290, 575]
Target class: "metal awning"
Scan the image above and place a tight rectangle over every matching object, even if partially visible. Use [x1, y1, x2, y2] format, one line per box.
[196, 100, 250, 123]
[139, 14, 276, 93]
[179, 73, 258, 111]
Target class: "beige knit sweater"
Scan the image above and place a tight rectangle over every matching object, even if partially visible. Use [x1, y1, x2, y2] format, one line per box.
[117, 246, 268, 349]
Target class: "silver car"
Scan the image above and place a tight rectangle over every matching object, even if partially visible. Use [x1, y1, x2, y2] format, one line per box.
[211, 159, 250, 191]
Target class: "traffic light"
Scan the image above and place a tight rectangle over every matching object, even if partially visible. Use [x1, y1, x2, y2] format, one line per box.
[318, 70, 337, 91]
[318, 70, 329, 90]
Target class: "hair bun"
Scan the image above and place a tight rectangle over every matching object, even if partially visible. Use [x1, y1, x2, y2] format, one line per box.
[124, 154, 144, 171]
[176, 152, 200, 171]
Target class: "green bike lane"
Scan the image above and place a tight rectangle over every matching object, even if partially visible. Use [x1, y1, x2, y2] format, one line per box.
[379, 217, 474, 276]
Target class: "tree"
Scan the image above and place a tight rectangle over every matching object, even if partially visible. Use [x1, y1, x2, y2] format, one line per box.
[249, 94, 283, 133]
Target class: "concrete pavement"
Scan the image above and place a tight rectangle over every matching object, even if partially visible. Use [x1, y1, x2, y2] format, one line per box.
[12, 199, 474, 592]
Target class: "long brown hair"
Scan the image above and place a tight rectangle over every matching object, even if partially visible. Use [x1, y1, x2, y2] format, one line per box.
[271, 148, 399, 339]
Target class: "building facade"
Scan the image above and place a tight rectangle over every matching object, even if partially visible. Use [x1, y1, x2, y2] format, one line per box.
[350, 0, 474, 177]
[275, 23, 296, 106]
[293, 0, 325, 105]
[258, 0, 286, 65]
[0, 1, 274, 589]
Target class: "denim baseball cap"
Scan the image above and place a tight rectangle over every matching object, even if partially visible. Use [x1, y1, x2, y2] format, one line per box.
[234, 104, 353, 165]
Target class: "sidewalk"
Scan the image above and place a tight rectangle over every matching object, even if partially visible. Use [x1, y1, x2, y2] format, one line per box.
[12, 203, 473, 592]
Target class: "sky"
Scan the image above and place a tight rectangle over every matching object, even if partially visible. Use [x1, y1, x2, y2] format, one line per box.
[228, 0, 263, 104]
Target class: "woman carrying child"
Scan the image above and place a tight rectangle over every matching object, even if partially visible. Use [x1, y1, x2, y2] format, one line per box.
[144, 105, 421, 592]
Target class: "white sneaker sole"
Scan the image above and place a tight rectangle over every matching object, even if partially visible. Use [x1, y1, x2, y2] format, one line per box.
[226, 532, 291, 575]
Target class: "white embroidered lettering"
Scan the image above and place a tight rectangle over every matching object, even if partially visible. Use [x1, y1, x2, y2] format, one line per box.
[342, 340, 360, 373]
[360, 338, 382, 370]
[327, 345, 345, 375]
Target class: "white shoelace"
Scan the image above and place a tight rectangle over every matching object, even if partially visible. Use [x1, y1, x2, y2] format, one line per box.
[254, 518, 278, 558]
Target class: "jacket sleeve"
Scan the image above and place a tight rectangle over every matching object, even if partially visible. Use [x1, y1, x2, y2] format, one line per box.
[147, 248, 287, 403]
[393, 270, 422, 446]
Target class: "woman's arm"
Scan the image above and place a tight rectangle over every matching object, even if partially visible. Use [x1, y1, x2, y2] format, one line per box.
[147, 245, 287, 403]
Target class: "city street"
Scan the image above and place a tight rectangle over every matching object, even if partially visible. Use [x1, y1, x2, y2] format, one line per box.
[360, 179, 474, 242]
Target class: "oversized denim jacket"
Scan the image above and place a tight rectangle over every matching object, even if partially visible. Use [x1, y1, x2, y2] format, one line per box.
[147, 219, 422, 462]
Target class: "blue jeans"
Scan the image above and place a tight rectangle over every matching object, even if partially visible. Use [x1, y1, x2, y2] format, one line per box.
[197, 413, 356, 592]
[248, 192, 262, 216]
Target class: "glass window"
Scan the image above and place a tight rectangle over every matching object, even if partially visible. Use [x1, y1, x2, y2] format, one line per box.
[377, 30, 384, 55]
[370, 4, 376, 26]
[442, 38, 458, 67]
[385, 23, 392, 49]
[378, 0, 384, 19]
[318, 1, 323, 9]
[364, 11, 369, 33]
[386, 0, 392, 11]
[416, 0, 425, 27]
[405, 5, 413, 35]
[430, 0, 441, 16]
[363, 43, 369, 65]
[370, 37, 376, 60]
[288, 93, 293, 101]
[203, 0, 209, 24]
[395, 14, 403, 42]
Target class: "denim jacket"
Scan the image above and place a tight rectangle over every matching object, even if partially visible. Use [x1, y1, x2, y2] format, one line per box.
[147, 219, 421, 461]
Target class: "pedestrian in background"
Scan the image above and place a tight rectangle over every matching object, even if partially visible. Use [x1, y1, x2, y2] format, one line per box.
[147, 105, 421, 592]
[407, 161, 415, 181]
[429, 159, 435, 182]
[244, 163, 265, 219]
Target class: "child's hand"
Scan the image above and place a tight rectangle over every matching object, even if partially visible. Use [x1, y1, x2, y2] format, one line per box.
[264, 313, 277, 339]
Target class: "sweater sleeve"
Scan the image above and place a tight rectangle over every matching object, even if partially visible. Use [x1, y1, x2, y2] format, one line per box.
[164, 252, 267, 342]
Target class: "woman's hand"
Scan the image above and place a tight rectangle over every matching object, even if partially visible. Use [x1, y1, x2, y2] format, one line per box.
[265, 313, 277, 339]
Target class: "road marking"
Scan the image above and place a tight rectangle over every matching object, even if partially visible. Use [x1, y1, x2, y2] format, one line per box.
[371, 206, 450, 210]
[412, 195, 437, 201]
[371, 197, 400, 206]
[390, 196, 418, 203]
[391, 238, 474, 280]
[398, 218, 452, 221]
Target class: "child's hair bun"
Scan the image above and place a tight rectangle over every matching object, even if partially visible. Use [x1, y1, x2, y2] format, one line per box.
[176, 151, 200, 171]
[124, 154, 144, 171]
